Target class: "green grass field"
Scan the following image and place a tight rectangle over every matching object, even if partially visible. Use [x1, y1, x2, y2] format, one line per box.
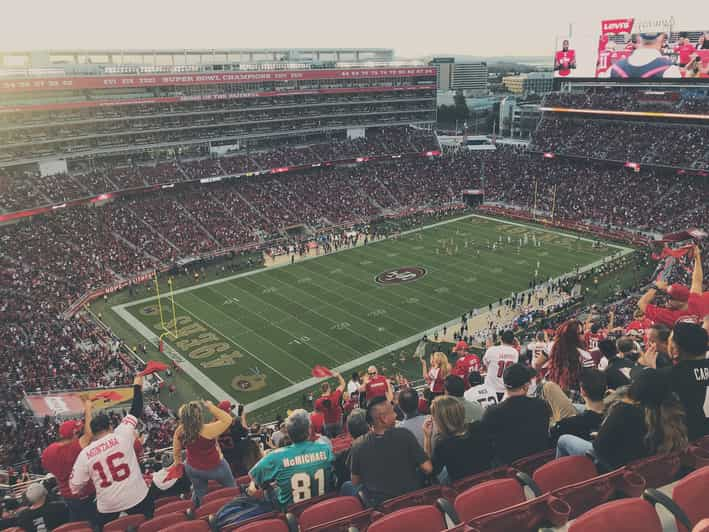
[112, 214, 625, 414]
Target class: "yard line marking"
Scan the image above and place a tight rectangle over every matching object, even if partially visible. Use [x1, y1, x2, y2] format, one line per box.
[240, 276, 379, 356]
[185, 289, 316, 372]
[172, 299, 297, 384]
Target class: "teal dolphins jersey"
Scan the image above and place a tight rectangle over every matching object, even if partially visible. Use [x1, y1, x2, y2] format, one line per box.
[249, 440, 334, 507]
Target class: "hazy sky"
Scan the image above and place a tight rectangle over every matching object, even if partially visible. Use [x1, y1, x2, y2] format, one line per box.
[1, 1, 706, 58]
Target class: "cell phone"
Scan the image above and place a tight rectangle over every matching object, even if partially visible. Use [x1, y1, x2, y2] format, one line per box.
[237, 404, 244, 416]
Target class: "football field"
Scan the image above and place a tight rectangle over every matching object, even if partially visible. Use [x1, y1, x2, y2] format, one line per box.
[113, 214, 626, 411]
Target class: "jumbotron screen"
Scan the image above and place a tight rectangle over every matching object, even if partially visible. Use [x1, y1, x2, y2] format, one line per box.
[553, 18, 709, 79]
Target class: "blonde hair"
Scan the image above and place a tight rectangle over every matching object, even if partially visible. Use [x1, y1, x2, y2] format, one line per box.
[431, 396, 466, 438]
[431, 352, 450, 378]
[178, 401, 204, 447]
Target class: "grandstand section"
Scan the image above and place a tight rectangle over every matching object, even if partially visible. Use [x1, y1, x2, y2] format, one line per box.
[0, 50, 436, 214]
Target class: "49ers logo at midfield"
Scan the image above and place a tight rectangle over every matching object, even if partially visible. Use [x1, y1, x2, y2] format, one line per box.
[375, 266, 427, 285]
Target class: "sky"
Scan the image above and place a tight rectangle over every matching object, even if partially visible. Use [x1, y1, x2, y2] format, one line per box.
[0, 1, 707, 59]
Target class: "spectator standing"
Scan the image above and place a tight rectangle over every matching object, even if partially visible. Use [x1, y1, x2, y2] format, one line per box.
[346, 397, 432, 505]
[172, 400, 236, 507]
[70, 375, 153, 528]
[423, 396, 492, 484]
[359, 366, 392, 404]
[41, 399, 95, 522]
[481, 364, 551, 465]
[482, 330, 520, 401]
[644, 323, 709, 440]
[314, 371, 346, 437]
[638, 281, 699, 327]
[421, 352, 450, 400]
[546, 320, 595, 403]
[216, 401, 251, 476]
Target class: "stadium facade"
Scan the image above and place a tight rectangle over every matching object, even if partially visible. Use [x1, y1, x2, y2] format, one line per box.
[0, 48, 437, 218]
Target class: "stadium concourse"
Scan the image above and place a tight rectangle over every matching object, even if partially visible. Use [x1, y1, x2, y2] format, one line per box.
[1, 95, 709, 531]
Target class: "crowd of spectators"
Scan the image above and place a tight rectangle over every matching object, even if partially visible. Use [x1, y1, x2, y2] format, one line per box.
[543, 87, 709, 114]
[1, 112, 709, 530]
[0, 127, 439, 213]
[531, 117, 709, 169]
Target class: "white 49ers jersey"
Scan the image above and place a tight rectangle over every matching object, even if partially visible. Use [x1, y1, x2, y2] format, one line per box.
[70, 415, 148, 514]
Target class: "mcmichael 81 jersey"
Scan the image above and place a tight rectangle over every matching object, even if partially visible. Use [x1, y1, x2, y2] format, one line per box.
[249, 439, 333, 508]
[70, 415, 148, 514]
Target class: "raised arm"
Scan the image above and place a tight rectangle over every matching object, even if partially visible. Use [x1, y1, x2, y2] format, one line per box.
[638, 280, 666, 313]
[691, 245, 703, 295]
[200, 401, 233, 439]
[79, 398, 94, 448]
[334, 371, 346, 393]
[129, 374, 144, 419]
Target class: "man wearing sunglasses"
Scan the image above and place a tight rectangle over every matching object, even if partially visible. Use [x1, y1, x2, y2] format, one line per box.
[359, 366, 393, 404]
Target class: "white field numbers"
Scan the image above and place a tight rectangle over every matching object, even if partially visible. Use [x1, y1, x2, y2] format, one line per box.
[291, 469, 325, 503]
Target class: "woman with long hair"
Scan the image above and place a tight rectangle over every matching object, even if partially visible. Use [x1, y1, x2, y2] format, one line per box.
[556, 369, 688, 470]
[422, 396, 492, 483]
[545, 320, 595, 403]
[172, 400, 236, 506]
[422, 352, 450, 399]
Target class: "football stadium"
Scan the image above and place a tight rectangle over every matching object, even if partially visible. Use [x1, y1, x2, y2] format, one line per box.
[1, 10, 709, 532]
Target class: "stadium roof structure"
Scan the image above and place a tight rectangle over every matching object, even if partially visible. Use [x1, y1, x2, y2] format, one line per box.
[0, 47, 396, 74]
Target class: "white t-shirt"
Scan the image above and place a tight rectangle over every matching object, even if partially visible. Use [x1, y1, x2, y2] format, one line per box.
[483, 345, 520, 394]
[70, 415, 148, 514]
[464, 384, 499, 409]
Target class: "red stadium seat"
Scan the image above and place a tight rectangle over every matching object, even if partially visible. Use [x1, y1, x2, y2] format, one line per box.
[453, 478, 527, 523]
[451, 467, 515, 494]
[466, 494, 570, 532]
[220, 512, 281, 532]
[510, 449, 555, 476]
[297, 496, 364, 530]
[627, 452, 682, 488]
[155, 499, 194, 517]
[377, 485, 456, 514]
[201, 487, 240, 505]
[367, 505, 446, 532]
[195, 496, 233, 519]
[304, 509, 382, 532]
[550, 467, 645, 519]
[532, 456, 598, 493]
[285, 492, 336, 519]
[568, 499, 662, 532]
[53, 521, 93, 532]
[235, 518, 291, 532]
[103, 514, 147, 532]
[672, 466, 709, 532]
[235, 475, 251, 486]
[207, 480, 222, 492]
[154, 496, 181, 509]
[137, 512, 188, 532]
[161, 520, 212, 532]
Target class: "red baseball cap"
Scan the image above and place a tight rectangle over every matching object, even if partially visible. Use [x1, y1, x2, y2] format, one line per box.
[217, 400, 234, 413]
[59, 420, 81, 439]
[667, 284, 690, 302]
